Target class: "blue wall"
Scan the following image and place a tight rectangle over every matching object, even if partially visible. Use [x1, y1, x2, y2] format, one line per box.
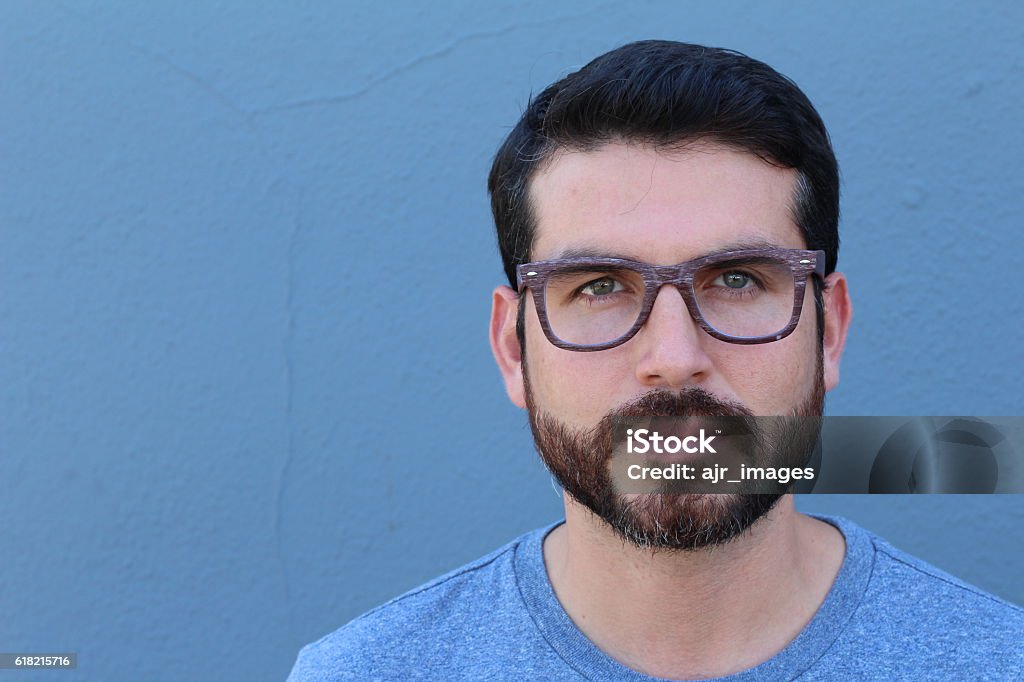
[2, 2, 1022, 680]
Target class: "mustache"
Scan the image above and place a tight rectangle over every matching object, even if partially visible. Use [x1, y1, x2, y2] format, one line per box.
[611, 387, 754, 419]
[564, 387, 757, 450]
[527, 385, 757, 451]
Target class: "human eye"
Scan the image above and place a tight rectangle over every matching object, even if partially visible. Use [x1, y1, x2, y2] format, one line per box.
[578, 275, 627, 298]
[547, 266, 641, 307]
[712, 269, 762, 294]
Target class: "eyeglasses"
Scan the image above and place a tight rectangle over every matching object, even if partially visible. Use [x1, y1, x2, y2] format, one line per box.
[516, 248, 826, 351]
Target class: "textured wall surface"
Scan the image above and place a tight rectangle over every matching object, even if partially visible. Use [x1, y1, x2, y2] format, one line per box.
[2, 2, 1022, 680]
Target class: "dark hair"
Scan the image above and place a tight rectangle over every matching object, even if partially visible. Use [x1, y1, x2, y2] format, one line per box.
[487, 40, 839, 348]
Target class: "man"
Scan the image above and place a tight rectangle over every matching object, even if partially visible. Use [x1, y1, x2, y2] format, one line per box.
[288, 40, 1023, 680]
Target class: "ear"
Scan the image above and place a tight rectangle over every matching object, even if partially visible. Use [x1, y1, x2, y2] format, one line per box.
[489, 285, 526, 408]
[821, 272, 852, 392]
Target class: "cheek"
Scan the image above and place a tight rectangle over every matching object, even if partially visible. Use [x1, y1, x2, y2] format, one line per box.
[708, 296, 819, 413]
[524, 309, 626, 423]
[526, 339, 623, 422]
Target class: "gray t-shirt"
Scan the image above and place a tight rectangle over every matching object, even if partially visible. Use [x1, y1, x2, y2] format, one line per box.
[286, 514, 1024, 680]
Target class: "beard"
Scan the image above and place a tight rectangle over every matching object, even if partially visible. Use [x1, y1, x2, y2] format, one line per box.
[523, 351, 825, 553]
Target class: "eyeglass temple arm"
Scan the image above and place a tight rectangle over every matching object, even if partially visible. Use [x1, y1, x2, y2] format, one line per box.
[814, 251, 826, 279]
[515, 267, 533, 292]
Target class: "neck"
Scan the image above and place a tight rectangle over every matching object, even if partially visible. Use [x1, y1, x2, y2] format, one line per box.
[542, 495, 845, 679]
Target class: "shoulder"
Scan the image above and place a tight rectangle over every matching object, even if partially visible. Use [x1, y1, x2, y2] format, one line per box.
[849, 520, 1024, 672]
[866, 530, 1024, 624]
[286, 528, 539, 682]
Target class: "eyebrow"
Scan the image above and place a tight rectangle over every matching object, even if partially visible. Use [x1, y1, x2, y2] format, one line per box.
[547, 238, 788, 262]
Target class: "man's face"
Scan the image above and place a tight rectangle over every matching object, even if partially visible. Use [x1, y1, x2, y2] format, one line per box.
[511, 141, 832, 550]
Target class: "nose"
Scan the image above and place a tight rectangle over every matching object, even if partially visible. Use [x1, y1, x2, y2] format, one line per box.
[632, 284, 714, 389]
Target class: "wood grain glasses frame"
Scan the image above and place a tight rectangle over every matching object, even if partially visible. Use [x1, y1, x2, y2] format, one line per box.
[516, 248, 827, 351]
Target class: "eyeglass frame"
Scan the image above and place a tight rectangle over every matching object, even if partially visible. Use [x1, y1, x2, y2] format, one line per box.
[515, 248, 827, 351]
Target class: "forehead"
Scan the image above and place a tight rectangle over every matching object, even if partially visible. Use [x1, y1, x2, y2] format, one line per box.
[528, 141, 804, 262]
